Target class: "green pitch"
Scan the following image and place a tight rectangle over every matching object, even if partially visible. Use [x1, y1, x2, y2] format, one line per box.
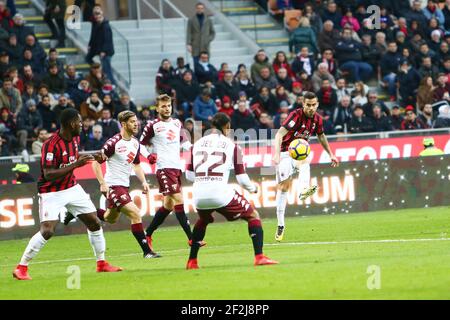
[1, 207, 450, 300]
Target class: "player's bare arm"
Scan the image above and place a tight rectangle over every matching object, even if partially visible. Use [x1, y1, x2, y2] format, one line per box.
[133, 163, 149, 194]
[91, 160, 109, 197]
[273, 126, 289, 165]
[317, 133, 339, 167]
[43, 154, 93, 181]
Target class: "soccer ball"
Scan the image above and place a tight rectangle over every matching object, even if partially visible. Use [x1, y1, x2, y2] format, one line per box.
[288, 139, 310, 161]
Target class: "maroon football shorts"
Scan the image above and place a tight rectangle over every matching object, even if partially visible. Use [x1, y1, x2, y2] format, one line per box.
[107, 186, 132, 209]
[156, 168, 182, 196]
[197, 191, 255, 222]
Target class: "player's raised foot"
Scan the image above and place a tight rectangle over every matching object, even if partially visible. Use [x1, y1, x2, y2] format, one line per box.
[299, 185, 318, 201]
[188, 239, 207, 247]
[254, 254, 279, 266]
[63, 211, 75, 225]
[96, 260, 123, 272]
[275, 226, 285, 242]
[144, 252, 162, 259]
[186, 258, 199, 270]
[13, 265, 32, 280]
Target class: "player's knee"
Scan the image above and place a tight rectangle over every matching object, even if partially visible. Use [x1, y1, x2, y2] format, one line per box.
[40, 229, 54, 240]
[86, 219, 101, 231]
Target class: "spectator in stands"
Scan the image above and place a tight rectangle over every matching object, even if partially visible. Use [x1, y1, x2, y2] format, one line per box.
[24, 35, 46, 74]
[186, 2, 215, 64]
[292, 47, 314, 79]
[434, 73, 450, 102]
[75, 0, 95, 22]
[311, 62, 336, 93]
[0, 77, 21, 115]
[236, 68, 256, 99]
[217, 63, 229, 82]
[8, 67, 23, 94]
[289, 18, 318, 56]
[251, 86, 278, 117]
[80, 117, 92, 149]
[351, 81, 368, 107]
[316, 79, 337, 113]
[194, 51, 218, 85]
[85, 124, 105, 151]
[361, 34, 382, 72]
[418, 103, 436, 128]
[231, 100, 257, 134]
[42, 63, 66, 95]
[102, 94, 114, 114]
[416, 76, 436, 111]
[193, 88, 217, 126]
[251, 49, 274, 84]
[272, 51, 295, 79]
[138, 106, 153, 127]
[37, 84, 57, 107]
[174, 56, 192, 81]
[276, 68, 293, 92]
[217, 70, 240, 102]
[156, 59, 176, 96]
[44, 48, 64, 76]
[37, 95, 57, 132]
[374, 32, 387, 55]
[363, 91, 390, 119]
[317, 20, 340, 52]
[11, 163, 35, 183]
[53, 94, 73, 122]
[10, 13, 34, 46]
[44, 0, 66, 47]
[21, 64, 40, 89]
[273, 101, 290, 129]
[397, 59, 421, 106]
[335, 28, 373, 82]
[349, 105, 374, 133]
[31, 128, 49, 155]
[401, 105, 427, 130]
[370, 104, 393, 132]
[256, 112, 273, 139]
[86, 63, 107, 92]
[255, 66, 278, 90]
[423, 0, 445, 27]
[3, 33, 23, 66]
[0, 50, 11, 77]
[80, 90, 103, 121]
[114, 93, 137, 118]
[304, 3, 323, 35]
[274, 85, 290, 107]
[332, 95, 352, 134]
[418, 56, 440, 80]
[321, 1, 342, 30]
[65, 64, 83, 94]
[320, 48, 338, 78]
[341, 7, 360, 32]
[71, 79, 91, 108]
[0, 0, 13, 31]
[434, 103, 450, 128]
[21, 82, 38, 107]
[86, 8, 116, 85]
[390, 105, 404, 130]
[203, 80, 217, 100]
[0, 107, 17, 153]
[334, 78, 350, 103]
[175, 70, 200, 120]
[97, 108, 120, 139]
[218, 95, 234, 117]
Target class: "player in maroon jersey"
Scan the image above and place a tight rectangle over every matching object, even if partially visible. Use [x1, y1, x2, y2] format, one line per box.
[13, 108, 122, 280]
[272, 91, 339, 241]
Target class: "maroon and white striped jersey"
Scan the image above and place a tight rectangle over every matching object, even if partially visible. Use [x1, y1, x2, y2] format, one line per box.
[38, 132, 79, 194]
[187, 133, 246, 209]
[100, 134, 141, 187]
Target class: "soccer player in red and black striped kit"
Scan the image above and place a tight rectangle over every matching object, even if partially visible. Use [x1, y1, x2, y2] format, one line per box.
[13, 108, 122, 280]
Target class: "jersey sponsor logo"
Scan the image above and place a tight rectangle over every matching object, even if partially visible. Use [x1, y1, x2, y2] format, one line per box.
[117, 145, 127, 153]
[167, 130, 176, 141]
[288, 120, 295, 128]
[63, 151, 68, 156]
[126, 152, 136, 163]
[155, 126, 165, 133]
[46, 153, 54, 161]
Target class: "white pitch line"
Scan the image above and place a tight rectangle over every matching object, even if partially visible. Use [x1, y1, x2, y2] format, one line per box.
[1, 238, 449, 268]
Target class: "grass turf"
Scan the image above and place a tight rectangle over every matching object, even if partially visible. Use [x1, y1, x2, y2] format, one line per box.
[1, 207, 450, 300]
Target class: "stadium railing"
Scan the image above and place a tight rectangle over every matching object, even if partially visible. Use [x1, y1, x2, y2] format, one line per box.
[1, 128, 448, 164]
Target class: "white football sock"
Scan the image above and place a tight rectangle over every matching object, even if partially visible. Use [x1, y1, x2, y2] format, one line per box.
[298, 162, 311, 192]
[88, 228, 106, 261]
[19, 232, 48, 266]
[276, 190, 288, 227]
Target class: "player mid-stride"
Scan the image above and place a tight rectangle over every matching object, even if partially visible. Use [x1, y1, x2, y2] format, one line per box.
[139, 94, 204, 251]
[13, 109, 122, 280]
[64, 111, 159, 258]
[185, 113, 278, 269]
[272, 91, 339, 242]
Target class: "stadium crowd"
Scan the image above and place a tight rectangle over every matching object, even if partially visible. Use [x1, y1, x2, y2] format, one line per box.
[1, 0, 450, 157]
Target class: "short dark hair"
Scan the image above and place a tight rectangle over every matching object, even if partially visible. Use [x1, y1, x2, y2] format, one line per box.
[37, 128, 47, 135]
[212, 112, 231, 133]
[60, 108, 80, 128]
[303, 91, 317, 100]
[199, 51, 209, 57]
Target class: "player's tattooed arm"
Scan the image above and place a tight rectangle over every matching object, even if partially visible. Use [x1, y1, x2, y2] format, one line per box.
[317, 133, 339, 167]
[43, 154, 93, 181]
[273, 127, 289, 165]
[133, 164, 149, 194]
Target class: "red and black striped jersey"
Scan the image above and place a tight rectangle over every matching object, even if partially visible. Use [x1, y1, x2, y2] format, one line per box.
[281, 109, 324, 152]
[37, 132, 80, 194]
